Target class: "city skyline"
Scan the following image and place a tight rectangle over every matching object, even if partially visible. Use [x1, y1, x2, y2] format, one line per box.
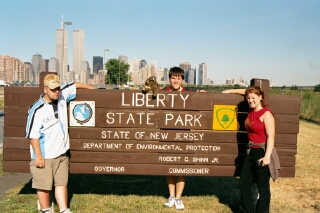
[1, 0, 320, 86]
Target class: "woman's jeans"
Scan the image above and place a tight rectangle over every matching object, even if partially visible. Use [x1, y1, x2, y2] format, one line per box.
[240, 148, 271, 213]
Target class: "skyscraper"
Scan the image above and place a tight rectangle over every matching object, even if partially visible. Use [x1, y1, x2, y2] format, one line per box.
[56, 28, 68, 82]
[128, 59, 140, 84]
[156, 67, 164, 83]
[179, 62, 191, 83]
[179, 62, 191, 73]
[163, 68, 169, 82]
[198, 63, 208, 85]
[49, 57, 59, 73]
[24, 62, 32, 82]
[0, 56, 26, 84]
[150, 62, 156, 76]
[93, 56, 103, 74]
[97, 69, 106, 88]
[79, 60, 90, 83]
[188, 67, 196, 85]
[32, 54, 43, 85]
[139, 59, 150, 84]
[42, 59, 49, 72]
[73, 29, 84, 75]
[118, 55, 128, 64]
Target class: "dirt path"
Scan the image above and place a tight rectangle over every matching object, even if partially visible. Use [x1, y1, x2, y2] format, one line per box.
[0, 114, 31, 200]
[0, 173, 31, 200]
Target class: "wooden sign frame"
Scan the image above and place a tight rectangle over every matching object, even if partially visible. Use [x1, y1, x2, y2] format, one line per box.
[2, 73, 300, 177]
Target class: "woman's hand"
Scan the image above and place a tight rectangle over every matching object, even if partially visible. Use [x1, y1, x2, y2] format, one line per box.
[221, 89, 246, 95]
[258, 156, 270, 166]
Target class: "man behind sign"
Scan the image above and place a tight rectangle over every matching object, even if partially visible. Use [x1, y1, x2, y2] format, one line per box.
[25, 74, 94, 213]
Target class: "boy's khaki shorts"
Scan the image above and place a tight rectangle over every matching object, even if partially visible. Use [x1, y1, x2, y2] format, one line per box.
[30, 155, 69, 190]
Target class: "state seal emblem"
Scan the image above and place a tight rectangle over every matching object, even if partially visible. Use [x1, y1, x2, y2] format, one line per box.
[70, 101, 95, 126]
[212, 105, 238, 131]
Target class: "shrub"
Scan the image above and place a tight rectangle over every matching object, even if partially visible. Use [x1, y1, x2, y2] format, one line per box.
[314, 84, 320, 92]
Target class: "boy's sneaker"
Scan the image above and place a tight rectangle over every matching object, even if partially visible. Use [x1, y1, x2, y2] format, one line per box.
[60, 208, 73, 213]
[164, 196, 175, 208]
[40, 208, 53, 213]
[38, 199, 54, 212]
[175, 198, 184, 210]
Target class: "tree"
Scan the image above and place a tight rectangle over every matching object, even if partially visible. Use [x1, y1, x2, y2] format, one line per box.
[233, 84, 241, 89]
[290, 85, 298, 90]
[105, 59, 129, 85]
[314, 84, 320, 92]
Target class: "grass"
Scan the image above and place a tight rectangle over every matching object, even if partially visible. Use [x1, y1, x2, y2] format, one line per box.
[269, 120, 320, 212]
[270, 88, 320, 123]
[0, 98, 3, 110]
[0, 151, 3, 176]
[0, 87, 3, 109]
[0, 120, 319, 212]
[299, 91, 320, 123]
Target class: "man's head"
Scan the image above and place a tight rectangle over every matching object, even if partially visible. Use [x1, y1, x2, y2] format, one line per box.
[168, 67, 184, 91]
[43, 74, 60, 102]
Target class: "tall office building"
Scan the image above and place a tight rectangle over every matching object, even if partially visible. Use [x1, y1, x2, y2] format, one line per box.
[0, 56, 11, 82]
[188, 67, 196, 85]
[24, 62, 32, 82]
[73, 29, 84, 75]
[118, 55, 128, 64]
[179, 62, 191, 83]
[128, 59, 140, 84]
[198, 63, 208, 85]
[79, 60, 90, 83]
[0, 56, 27, 83]
[156, 67, 164, 83]
[179, 62, 191, 73]
[163, 68, 169, 82]
[0, 56, 27, 84]
[139, 59, 150, 84]
[31, 54, 43, 85]
[97, 69, 106, 88]
[193, 67, 197, 85]
[150, 62, 156, 76]
[49, 57, 59, 73]
[93, 56, 103, 74]
[56, 27, 69, 82]
[42, 59, 49, 72]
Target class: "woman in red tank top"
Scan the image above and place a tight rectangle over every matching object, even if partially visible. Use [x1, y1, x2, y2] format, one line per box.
[223, 86, 275, 212]
[243, 86, 275, 213]
[245, 87, 275, 166]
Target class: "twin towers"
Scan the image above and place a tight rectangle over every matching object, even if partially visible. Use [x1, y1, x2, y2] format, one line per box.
[56, 18, 85, 83]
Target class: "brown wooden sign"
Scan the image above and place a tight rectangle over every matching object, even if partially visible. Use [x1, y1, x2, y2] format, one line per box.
[3, 74, 300, 177]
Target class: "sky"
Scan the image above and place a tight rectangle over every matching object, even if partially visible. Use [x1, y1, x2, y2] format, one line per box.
[1, 0, 320, 86]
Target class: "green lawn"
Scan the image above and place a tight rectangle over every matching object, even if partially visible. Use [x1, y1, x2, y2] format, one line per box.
[0, 175, 240, 213]
[0, 151, 3, 176]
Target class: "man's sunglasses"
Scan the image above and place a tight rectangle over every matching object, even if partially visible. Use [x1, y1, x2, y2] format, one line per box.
[49, 87, 60, 92]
